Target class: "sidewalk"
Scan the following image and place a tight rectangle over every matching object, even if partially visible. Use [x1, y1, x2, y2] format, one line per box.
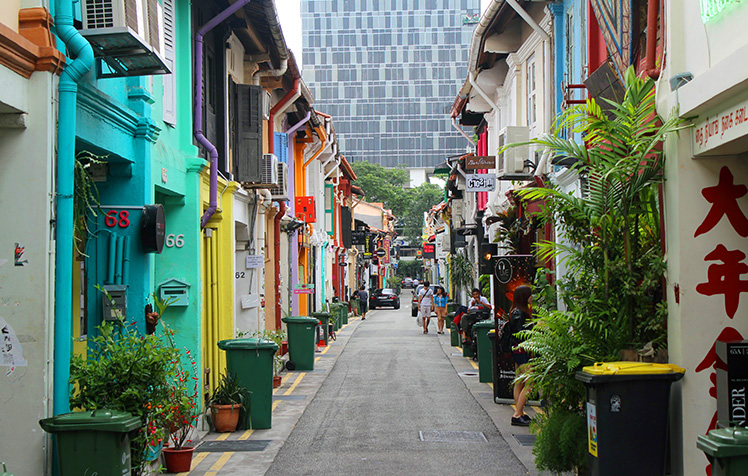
[173, 315, 366, 475]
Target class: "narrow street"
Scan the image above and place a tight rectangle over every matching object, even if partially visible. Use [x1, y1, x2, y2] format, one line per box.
[265, 306, 526, 476]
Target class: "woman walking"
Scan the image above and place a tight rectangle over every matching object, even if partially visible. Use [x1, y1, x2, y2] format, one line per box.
[418, 281, 434, 334]
[509, 285, 533, 426]
[433, 287, 448, 334]
[357, 285, 369, 320]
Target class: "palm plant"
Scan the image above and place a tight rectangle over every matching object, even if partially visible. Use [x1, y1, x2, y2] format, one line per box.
[502, 67, 687, 474]
[449, 250, 475, 303]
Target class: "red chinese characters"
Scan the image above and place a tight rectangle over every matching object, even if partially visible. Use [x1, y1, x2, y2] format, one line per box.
[696, 167, 748, 318]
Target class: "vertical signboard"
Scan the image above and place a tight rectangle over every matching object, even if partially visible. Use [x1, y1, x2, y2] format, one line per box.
[382, 236, 391, 264]
[717, 340, 748, 427]
[492, 255, 535, 402]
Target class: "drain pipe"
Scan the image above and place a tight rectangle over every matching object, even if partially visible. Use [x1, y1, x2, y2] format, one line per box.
[271, 80, 299, 329]
[196, 0, 254, 229]
[286, 112, 312, 317]
[54, 0, 94, 416]
[645, 0, 660, 79]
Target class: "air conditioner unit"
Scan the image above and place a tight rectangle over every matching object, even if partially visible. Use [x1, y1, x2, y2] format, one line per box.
[270, 162, 288, 200]
[260, 154, 279, 186]
[80, 0, 170, 78]
[262, 91, 271, 120]
[497, 126, 531, 178]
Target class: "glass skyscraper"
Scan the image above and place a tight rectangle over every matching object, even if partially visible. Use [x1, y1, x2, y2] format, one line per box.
[301, 0, 480, 168]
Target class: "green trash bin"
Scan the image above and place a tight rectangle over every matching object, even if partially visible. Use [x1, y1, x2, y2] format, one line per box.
[473, 320, 494, 383]
[576, 362, 685, 476]
[449, 318, 459, 347]
[698, 426, 748, 476]
[218, 338, 279, 430]
[282, 316, 319, 371]
[340, 301, 349, 325]
[447, 302, 459, 314]
[39, 409, 141, 476]
[311, 312, 331, 346]
[332, 304, 342, 331]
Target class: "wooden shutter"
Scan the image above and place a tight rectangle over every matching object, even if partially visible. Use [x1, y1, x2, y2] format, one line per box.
[234, 84, 263, 182]
[341, 206, 352, 248]
[162, 0, 176, 125]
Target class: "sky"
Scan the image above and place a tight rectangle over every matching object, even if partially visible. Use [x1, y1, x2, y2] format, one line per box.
[277, 0, 492, 71]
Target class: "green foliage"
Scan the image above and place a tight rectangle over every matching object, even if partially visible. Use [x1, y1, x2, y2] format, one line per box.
[73, 151, 107, 256]
[449, 251, 474, 300]
[70, 320, 181, 475]
[351, 162, 444, 245]
[503, 67, 686, 473]
[237, 329, 286, 375]
[478, 274, 491, 299]
[531, 408, 588, 474]
[209, 373, 249, 407]
[396, 258, 423, 280]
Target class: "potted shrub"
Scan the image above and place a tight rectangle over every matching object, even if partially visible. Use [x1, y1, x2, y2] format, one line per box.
[161, 351, 200, 472]
[69, 316, 180, 476]
[208, 373, 248, 433]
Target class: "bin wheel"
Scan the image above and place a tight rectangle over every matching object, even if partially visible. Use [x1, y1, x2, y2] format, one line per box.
[286, 360, 296, 371]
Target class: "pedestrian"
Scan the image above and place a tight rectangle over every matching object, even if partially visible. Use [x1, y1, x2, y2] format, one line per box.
[418, 281, 434, 334]
[351, 288, 360, 316]
[433, 286, 448, 334]
[357, 285, 369, 320]
[462, 288, 490, 346]
[509, 285, 533, 426]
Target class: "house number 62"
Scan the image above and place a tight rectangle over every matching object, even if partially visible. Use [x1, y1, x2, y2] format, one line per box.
[165, 234, 185, 248]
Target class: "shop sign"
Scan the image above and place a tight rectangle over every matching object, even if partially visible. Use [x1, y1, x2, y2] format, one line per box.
[382, 236, 391, 264]
[423, 243, 435, 258]
[435, 232, 449, 259]
[352, 230, 369, 245]
[465, 156, 496, 170]
[466, 174, 496, 192]
[294, 283, 315, 294]
[701, 0, 742, 22]
[245, 255, 264, 269]
[693, 97, 748, 156]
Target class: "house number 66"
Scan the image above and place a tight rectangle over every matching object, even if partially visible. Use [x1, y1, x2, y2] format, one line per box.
[165, 234, 185, 248]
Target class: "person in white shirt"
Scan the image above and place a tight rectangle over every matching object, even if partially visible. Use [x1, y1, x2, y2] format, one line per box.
[468, 288, 490, 311]
[418, 281, 434, 334]
[463, 288, 491, 345]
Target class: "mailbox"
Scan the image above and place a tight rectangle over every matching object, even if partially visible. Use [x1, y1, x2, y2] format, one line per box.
[102, 285, 127, 321]
[158, 278, 190, 307]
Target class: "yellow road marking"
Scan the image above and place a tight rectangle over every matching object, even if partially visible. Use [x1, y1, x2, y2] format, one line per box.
[320, 345, 331, 354]
[272, 400, 281, 411]
[488, 382, 494, 389]
[284, 372, 306, 395]
[176, 451, 208, 475]
[314, 356, 320, 363]
[204, 451, 234, 475]
[272, 373, 293, 395]
[215, 431, 230, 441]
[238, 429, 254, 441]
[469, 360, 479, 370]
[532, 406, 545, 415]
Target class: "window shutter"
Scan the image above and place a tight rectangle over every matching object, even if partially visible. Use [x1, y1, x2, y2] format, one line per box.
[341, 206, 352, 248]
[325, 184, 334, 236]
[274, 132, 288, 164]
[162, 0, 176, 125]
[234, 84, 263, 182]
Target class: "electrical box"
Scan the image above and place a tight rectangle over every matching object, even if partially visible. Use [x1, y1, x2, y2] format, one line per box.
[295, 196, 316, 223]
[102, 284, 127, 321]
[158, 278, 190, 307]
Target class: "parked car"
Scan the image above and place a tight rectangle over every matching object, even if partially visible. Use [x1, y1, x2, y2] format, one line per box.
[411, 284, 435, 316]
[369, 288, 400, 310]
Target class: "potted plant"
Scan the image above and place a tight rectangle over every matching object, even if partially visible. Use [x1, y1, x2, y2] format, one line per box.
[69, 312, 180, 476]
[208, 373, 248, 433]
[161, 350, 200, 472]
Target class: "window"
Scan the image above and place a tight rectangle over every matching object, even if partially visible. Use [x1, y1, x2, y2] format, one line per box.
[526, 54, 537, 127]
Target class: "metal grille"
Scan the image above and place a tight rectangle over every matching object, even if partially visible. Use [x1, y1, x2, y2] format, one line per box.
[512, 434, 536, 447]
[198, 440, 272, 452]
[84, 0, 114, 29]
[419, 431, 488, 443]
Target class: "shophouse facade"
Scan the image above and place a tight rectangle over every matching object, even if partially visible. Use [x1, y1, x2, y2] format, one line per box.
[659, 1, 748, 474]
[0, 2, 65, 472]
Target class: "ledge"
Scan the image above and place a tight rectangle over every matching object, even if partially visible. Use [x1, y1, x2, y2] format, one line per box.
[0, 8, 65, 79]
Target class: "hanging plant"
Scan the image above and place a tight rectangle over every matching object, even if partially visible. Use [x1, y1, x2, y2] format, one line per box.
[73, 151, 107, 256]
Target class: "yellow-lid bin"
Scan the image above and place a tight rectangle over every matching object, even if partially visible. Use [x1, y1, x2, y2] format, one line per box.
[582, 361, 685, 376]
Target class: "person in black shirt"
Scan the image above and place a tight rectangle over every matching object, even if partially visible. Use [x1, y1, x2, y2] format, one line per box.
[357, 285, 369, 320]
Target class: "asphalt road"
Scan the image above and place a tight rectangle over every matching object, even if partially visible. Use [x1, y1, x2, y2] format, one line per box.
[265, 303, 528, 476]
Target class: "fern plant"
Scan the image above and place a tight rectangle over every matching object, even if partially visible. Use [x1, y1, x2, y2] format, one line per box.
[73, 151, 107, 256]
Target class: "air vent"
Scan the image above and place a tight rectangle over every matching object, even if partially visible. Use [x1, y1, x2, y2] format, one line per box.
[270, 162, 288, 200]
[80, 0, 170, 78]
[260, 154, 279, 186]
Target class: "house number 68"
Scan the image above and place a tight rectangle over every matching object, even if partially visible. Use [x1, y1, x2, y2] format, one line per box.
[165, 234, 185, 248]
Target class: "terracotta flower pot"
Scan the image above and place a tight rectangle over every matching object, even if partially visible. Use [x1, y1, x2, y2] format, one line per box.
[162, 446, 195, 473]
[273, 375, 282, 388]
[211, 404, 241, 433]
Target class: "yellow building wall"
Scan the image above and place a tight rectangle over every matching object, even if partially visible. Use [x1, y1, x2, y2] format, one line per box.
[200, 171, 238, 395]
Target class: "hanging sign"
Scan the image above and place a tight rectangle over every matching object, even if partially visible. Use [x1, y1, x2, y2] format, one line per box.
[466, 174, 497, 192]
[423, 243, 435, 258]
[465, 156, 496, 170]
